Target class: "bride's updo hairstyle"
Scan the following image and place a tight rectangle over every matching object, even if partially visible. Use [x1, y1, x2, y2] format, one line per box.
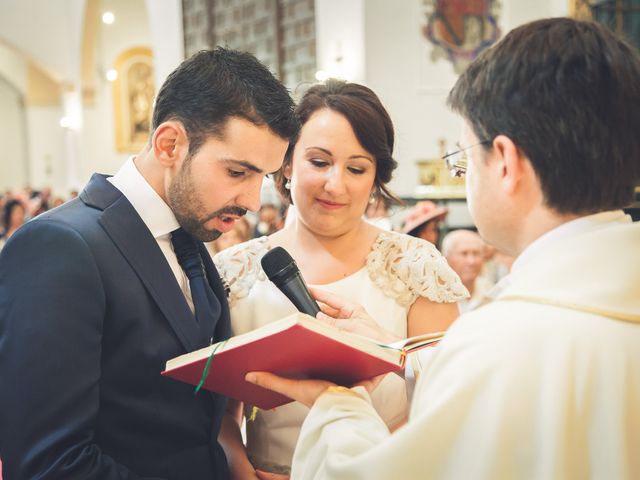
[274, 79, 401, 206]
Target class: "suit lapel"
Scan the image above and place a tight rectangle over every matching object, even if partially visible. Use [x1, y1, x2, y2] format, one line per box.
[81, 174, 203, 353]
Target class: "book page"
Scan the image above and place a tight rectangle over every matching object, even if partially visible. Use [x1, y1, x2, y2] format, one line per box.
[386, 331, 445, 352]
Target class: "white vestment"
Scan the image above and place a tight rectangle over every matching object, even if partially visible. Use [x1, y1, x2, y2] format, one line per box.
[291, 211, 640, 479]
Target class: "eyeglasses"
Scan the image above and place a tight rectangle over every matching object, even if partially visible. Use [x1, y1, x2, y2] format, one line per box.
[442, 140, 491, 178]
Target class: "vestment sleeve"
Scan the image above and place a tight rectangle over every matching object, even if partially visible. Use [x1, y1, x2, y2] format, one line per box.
[289, 313, 531, 479]
[291, 387, 392, 479]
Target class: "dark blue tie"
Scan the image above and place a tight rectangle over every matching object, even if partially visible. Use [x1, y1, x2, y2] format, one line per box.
[171, 228, 221, 343]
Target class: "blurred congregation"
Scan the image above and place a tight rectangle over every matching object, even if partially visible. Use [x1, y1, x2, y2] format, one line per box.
[0, 188, 78, 248]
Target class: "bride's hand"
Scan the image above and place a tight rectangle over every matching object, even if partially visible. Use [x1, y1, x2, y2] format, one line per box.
[309, 287, 400, 344]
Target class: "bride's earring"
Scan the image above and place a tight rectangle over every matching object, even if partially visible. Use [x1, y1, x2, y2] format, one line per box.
[285, 178, 292, 190]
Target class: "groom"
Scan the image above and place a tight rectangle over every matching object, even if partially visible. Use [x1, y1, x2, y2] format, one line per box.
[0, 48, 297, 479]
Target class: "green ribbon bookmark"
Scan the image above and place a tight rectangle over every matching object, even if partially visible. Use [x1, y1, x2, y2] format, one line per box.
[194, 340, 228, 394]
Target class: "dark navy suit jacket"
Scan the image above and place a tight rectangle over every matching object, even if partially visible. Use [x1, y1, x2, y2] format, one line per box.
[0, 174, 231, 479]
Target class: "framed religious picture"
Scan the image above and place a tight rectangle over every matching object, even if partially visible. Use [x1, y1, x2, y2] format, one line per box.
[112, 47, 155, 153]
[421, 0, 501, 74]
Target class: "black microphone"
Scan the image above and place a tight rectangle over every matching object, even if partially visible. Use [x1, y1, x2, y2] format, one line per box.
[261, 246, 321, 317]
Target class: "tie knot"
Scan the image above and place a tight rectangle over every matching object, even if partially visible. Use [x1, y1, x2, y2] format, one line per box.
[171, 228, 204, 279]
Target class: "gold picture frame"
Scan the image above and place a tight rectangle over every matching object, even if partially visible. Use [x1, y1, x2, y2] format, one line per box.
[568, 0, 593, 19]
[113, 47, 155, 153]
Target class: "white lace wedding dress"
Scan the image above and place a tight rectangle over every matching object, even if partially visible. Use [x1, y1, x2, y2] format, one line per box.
[214, 230, 467, 474]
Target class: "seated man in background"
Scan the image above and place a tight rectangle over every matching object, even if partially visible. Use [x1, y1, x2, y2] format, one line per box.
[246, 17, 640, 479]
[441, 229, 494, 312]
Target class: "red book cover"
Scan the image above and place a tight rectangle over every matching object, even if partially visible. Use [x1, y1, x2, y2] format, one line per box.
[161, 313, 408, 410]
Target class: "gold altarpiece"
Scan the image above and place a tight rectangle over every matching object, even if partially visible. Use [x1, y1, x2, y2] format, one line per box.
[112, 47, 155, 153]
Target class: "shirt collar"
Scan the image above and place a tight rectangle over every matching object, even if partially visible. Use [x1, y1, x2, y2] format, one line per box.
[107, 157, 180, 238]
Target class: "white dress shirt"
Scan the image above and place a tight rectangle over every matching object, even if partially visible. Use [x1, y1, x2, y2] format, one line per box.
[108, 157, 195, 313]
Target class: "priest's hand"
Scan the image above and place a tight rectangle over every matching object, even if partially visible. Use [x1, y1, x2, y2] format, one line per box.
[255, 470, 289, 480]
[244, 372, 334, 408]
[245, 372, 383, 409]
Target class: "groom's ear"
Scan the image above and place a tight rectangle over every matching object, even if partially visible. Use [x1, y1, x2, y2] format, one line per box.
[152, 120, 190, 169]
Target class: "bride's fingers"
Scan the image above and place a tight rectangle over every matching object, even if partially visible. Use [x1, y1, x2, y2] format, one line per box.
[317, 302, 340, 318]
[316, 311, 339, 326]
[334, 318, 360, 332]
[310, 287, 354, 312]
[318, 313, 360, 332]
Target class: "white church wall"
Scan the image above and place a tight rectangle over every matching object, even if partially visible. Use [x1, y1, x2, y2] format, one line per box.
[363, 0, 570, 198]
[0, 77, 28, 191]
[79, 0, 152, 182]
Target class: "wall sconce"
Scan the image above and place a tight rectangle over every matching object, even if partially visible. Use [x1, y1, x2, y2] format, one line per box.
[317, 42, 352, 81]
[59, 116, 80, 130]
[59, 116, 72, 128]
[102, 11, 115, 25]
[105, 68, 118, 81]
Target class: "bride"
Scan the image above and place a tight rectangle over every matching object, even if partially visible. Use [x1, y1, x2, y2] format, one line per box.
[215, 80, 468, 478]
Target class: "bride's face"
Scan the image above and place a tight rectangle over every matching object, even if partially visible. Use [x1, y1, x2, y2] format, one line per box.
[287, 108, 377, 237]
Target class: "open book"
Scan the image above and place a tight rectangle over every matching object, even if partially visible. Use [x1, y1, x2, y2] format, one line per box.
[162, 312, 444, 409]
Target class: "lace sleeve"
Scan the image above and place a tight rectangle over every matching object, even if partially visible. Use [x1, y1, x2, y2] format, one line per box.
[212, 237, 269, 308]
[367, 231, 469, 307]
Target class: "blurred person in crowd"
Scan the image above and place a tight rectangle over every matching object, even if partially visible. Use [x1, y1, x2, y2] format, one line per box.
[29, 190, 48, 218]
[252, 203, 282, 237]
[481, 243, 514, 284]
[246, 18, 640, 479]
[0, 199, 26, 248]
[0, 48, 297, 479]
[402, 200, 448, 247]
[214, 79, 466, 478]
[22, 185, 33, 200]
[10, 189, 29, 210]
[441, 229, 494, 312]
[207, 216, 252, 254]
[33, 187, 52, 216]
[364, 195, 393, 231]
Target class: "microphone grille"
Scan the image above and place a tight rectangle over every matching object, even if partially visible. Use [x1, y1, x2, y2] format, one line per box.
[261, 246, 295, 279]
